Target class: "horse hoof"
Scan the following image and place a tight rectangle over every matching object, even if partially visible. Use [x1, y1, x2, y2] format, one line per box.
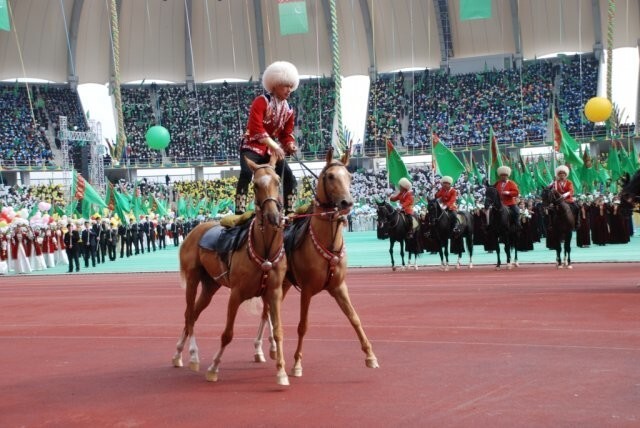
[557, 264, 563, 269]
[277, 371, 290, 386]
[269, 350, 277, 360]
[392, 266, 397, 272]
[507, 264, 513, 270]
[514, 262, 520, 268]
[456, 263, 461, 270]
[567, 265, 573, 270]
[444, 266, 450, 272]
[468, 263, 473, 269]
[495, 266, 501, 271]
[254, 353, 266, 363]
[291, 366, 303, 377]
[366, 357, 380, 369]
[205, 369, 219, 382]
[172, 355, 183, 368]
[189, 361, 200, 372]
[401, 265, 406, 271]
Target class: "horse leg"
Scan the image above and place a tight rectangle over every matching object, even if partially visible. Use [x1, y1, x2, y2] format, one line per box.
[389, 240, 396, 271]
[443, 241, 449, 271]
[565, 235, 572, 269]
[205, 288, 243, 382]
[291, 289, 313, 377]
[266, 285, 289, 386]
[467, 234, 474, 269]
[399, 240, 406, 270]
[172, 271, 198, 368]
[253, 306, 271, 363]
[505, 241, 513, 269]
[495, 243, 502, 270]
[556, 243, 563, 269]
[438, 247, 445, 270]
[328, 282, 379, 369]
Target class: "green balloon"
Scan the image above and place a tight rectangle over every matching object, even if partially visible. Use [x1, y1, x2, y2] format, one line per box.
[145, 125, 170, 150]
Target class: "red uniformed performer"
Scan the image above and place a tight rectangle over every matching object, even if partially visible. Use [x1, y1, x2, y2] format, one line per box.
[493, 166, 521, 229]
[549, 165, 580, 229]
[434, 175, 459, 232]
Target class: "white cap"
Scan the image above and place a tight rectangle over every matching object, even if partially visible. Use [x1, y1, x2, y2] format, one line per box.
[398, 177, 412, 190]
[497, 166, 511, 177]
[555, 165, 569, 176]
[441, 176, 453, 184]
[262, 61, 300, 93]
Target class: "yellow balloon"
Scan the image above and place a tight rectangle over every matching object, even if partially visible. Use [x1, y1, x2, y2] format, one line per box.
[584, 97, 612, 123]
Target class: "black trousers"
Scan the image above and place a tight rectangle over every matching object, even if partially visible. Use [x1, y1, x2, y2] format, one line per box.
[66, 248, 80, 272]
[235, 150, 297, 214]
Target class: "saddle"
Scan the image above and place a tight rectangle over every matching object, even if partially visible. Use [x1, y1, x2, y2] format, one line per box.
[199, 217, 253, 255]
[284, 216, 310, 257]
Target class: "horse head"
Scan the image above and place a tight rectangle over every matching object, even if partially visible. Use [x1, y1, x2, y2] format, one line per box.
[315, 150, 354, 215]
[621, 170, 640, 203]
[484, 186, 501, 211]
[426, 199, 442, 226]
[246, 155, 282, 228]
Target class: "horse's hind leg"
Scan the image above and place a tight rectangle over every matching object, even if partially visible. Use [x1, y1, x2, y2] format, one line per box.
[389, 240, 396, 271]
[328, 282, 379, 369]
[254, 306, 273, 363]
[565, 236, 572, 269]
[206, 288, 243, 382]
[173, 270, 203, 369]
[556, 245, 563, 269]
[186, 275, 219, 371]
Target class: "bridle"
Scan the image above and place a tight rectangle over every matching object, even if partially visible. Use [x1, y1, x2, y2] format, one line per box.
[428, 199, 447, 226]
[246, 164, 285, 289]
[377, 203, 400, 229]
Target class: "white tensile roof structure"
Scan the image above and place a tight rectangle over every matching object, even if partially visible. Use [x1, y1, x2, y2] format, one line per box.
[0, 0, 638, 84]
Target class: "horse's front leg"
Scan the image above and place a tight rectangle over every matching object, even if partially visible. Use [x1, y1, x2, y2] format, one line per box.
[495, 242, 502, 270]
[328, 282, 379, 369]
[291, 289, 313, 377]
[505, 241, 513, 269]
[556, 244, 563, 268]
[389, 239, 396, 271]
[443, 240, 449, 271]
[206, 288, 243, 382]
[467, 235, 474, 269]
[266, 283, 289, 386]
[399, 239, 406, 269]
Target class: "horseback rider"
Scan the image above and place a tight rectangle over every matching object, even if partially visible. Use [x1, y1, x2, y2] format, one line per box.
[435, 176, 459, 233]
[390, 177, 418, 236]
[549, 165, 580, 229]
[493, 166, 521, 230]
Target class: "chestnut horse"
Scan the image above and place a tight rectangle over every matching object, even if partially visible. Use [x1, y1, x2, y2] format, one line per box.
[171, 156, 290, 385]
[254, 150, 379, 376]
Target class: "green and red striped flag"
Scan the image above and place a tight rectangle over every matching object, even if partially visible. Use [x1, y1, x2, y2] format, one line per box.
[278, 0, 308, 36]
[0, 0, 10, 32]
[386, 140, 410, 187]
[71, 170, 107, 210]
[488, 127, 503, 184]
[432, 133, 465, 182]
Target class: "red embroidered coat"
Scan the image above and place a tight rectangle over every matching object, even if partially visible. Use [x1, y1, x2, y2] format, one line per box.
[550, 179, 575, 203]
[33, 231, 44, 256]
[241, 95, 296, 156]
[43, 230, 57, 254]
[435, 187, 458, 211]
[390, 189, 415, 215]
[0, 235, 8, 262]
[493, 179, 520, 206]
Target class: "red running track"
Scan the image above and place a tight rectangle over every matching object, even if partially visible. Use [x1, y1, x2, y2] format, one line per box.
[1, 263, 640, 427]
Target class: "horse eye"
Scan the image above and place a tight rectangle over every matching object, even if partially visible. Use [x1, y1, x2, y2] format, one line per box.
[327, 173, 335, 180]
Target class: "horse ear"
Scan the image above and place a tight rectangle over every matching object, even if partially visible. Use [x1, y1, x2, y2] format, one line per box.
[340, 149, 350, 165]
[245, 156, 259, 173]
[325, 149, 333, 165]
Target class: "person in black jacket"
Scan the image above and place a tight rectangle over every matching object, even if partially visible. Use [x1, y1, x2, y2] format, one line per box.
[63, 224, 80, 273]
[81, 221, 98, 267]
[157, 218, 166, 250]
[91, 221, 102, 264]
[130, 221, 140, 255]
[99, 221, 109, 263]
[118, 220, 129, 258]
[107, 223, 118, 261]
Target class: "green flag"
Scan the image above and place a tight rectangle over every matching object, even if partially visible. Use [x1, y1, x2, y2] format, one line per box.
[386, 140, 410, 187]
[630, 142, 640, 172]
[0, 0, 10, 32]
[432, 133, 465, 182]
[471, 153, 483, 185]
[460, 0, 491, 20]
[608, 144, 622, 181]
[71, 170, 107, 210]
[568, 166, 583, 194]
[618, 143, 636, 176]
[278, 0, 308, 35]
[488, 127, 502, 184]
[553, 113, 583, 167]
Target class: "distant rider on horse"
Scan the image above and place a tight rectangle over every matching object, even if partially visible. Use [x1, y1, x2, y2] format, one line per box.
[549, 165, 580, 229]
[390, 177, 418, 236]
[435, 175, 459, 233]
[494, 166, 521, 230]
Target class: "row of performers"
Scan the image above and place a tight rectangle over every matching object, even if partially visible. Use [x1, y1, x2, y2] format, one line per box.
[470, 196, 635, 252]
[0, 216, 202, 275]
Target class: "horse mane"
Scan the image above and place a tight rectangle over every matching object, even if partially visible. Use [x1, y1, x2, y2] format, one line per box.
[622, 170, 640, 197]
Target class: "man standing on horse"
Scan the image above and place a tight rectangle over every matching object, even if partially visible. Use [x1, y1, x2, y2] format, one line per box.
[435, 176, 459, 233]
[235, 61, 299, 216]
[390, 177, 418, 236]
[550, 165, 580, 229]
[494, 166, 521, 230]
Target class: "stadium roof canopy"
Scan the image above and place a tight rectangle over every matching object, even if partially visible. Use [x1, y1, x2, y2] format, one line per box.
[0, 0, 638, 84]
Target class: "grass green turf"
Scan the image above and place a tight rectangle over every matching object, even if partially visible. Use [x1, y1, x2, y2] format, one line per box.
[18, 228, 640, 275]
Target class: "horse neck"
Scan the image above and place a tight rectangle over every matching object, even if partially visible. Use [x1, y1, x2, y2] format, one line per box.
[250, 217, 283, 258]
[309, 210, 344, 253]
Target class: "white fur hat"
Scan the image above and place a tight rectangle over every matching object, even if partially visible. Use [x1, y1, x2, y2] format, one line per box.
[497, 166, 511, 177]
[398, 177, 412, 190]
[555, 165, 570, 176]
[441, 176, 453, 184]
[262, 61, 300, 93]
